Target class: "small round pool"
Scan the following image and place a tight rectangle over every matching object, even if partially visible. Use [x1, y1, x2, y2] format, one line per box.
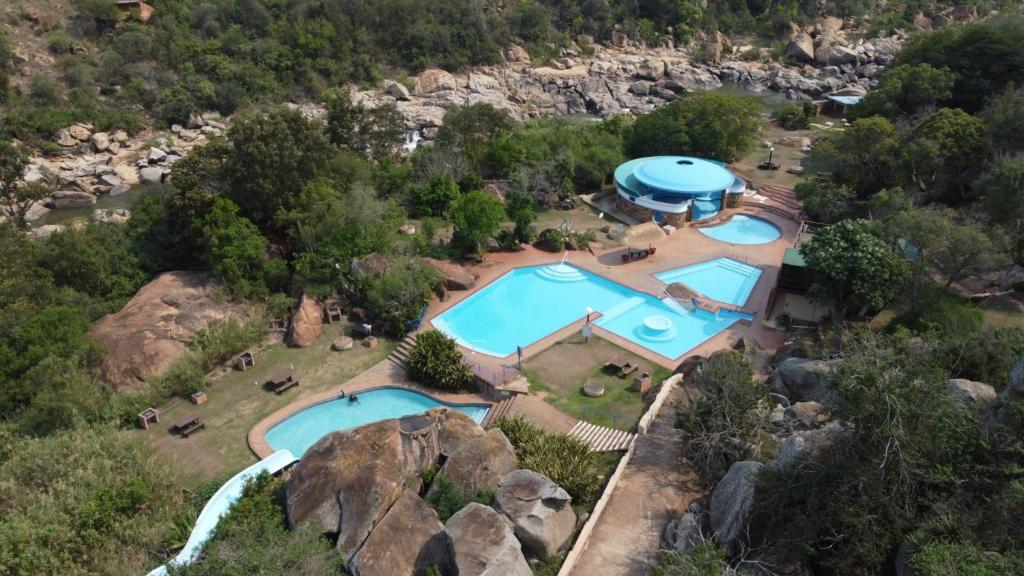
[265, 387, 490, 456]
[698, 215, 781, 245]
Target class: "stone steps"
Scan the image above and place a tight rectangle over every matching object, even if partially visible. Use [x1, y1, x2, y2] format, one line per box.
[568, 420, 635, 452]
[387, 335, 418, 368]
[481, 395, 520, 428]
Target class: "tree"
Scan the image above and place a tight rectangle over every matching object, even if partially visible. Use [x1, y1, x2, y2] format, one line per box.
[406, 330, 474, 390]
[801, 220, 909, 337]
[39, 223, 148, 306]
[411, 173, 461, 217]
[437, 103, 515, 171]
[850, 64, 955, 118]
[906, 108, 988, 197]
[809, 116, 904, 196]
[0, 141, 50, 229]
[359, 258, 439, 337]
[449, 190, 506, 255]
[196, 198, 282, 298]
[793, 180, 855, 224]
[983, 85, 1024, 155]
[325, 91, 405, 161]
[223, 108, 332, 228]
[980, 154, 1024, 259]
[505, 192, 536, 244]
[625, 92, 761, 161]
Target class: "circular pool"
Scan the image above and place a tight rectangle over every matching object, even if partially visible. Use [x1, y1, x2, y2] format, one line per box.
[698, 215, 781, 245]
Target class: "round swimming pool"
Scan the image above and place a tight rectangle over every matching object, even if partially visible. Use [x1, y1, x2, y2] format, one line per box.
[698, 215, 781, 245]
[265, 387, 490, 456]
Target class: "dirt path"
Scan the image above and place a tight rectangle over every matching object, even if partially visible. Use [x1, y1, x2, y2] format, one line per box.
[568, 384, 702, 575]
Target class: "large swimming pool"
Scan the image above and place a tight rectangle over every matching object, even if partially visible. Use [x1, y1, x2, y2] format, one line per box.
[266, 387, 489, 456]
[432, 264, 750, 360]
[655, 258, 763, 307]
[698, 215, 781, 245]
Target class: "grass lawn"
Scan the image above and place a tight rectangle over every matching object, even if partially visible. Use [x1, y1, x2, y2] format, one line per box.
[522, 334, 671, 431]
[133, 321, 395, 487]
[732, 125, 826, 190]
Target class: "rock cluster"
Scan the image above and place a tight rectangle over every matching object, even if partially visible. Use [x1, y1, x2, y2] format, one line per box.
[285, 410, 578, 575]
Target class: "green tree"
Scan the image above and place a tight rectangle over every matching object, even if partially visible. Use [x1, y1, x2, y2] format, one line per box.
[980, 154, 1024, 259]
[983, 85, 1024, 155]
[196, 198, 283, 298]
[0, 141, 51, 230]
[437, 103, 515, 172]
[801, 220, 909, 338]
[851, 64, 956, 118]
[625, 92, 761, 161]
[39, 223, 148, 307]
[223, 109, 332, 228]
[325, 90, 404, 161]
[809, 116, 904, 196]
[411, 173, 461, 217]
[906, 108, 988, 197]
[505, 192, 537, 244]
[359, 257, 439, 337]
[794, 180, 855, 224]
[406, 330, 474, 390]
[449, 189, 506, 255]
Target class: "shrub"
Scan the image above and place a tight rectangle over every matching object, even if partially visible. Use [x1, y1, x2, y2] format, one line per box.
[425, 474, 493, 522]
[406, 330, 475, 390]
[652, 542, 751, 575]
[495, 415, 602, 504]
[772, 102, 816, 130]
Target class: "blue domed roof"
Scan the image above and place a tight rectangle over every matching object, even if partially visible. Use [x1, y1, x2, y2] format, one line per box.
[632, 156, 736, 195]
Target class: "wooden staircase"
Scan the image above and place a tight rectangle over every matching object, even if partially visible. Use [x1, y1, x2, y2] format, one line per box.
[481, 395, 520, 428]
[387, 335, 417, 369]
[568, 420, 635, 452]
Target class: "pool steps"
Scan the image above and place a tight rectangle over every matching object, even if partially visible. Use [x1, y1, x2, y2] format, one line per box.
[594, 296, 646, 325]
[536, 264, 587, 282]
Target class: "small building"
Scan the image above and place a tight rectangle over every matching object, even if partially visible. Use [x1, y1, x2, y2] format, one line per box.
[768, 221, 828, 326]
[614, 156, 746, 226]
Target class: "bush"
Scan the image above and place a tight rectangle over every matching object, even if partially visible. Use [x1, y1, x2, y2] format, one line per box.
[359, 258, 440, 337]
[772, 102, 815, 130]
[652, 542, 751, 575]
[425, 474, 494, 522]
[406, 330, 475, 390]
[909, 541, 1024, 576]
[495, 415, 602, 504]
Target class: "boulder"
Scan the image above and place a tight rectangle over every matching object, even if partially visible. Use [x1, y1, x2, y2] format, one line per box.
[710, 461, 762, 552]
[629, 81, 651, 96]
[68, 124, 92, 141]
[434, 408, 486, 457]
[57, 130, 79, 148]
[385, 79, 411, 101]
[109, 184, 132, 197]
[89, 272, 249, 389]
[350, 490, 447, 576]
[770, 357, 839, 405]
[786, 32, 815, 62]
[775, 422, 844, 468]
[946, 379, 996, 410]
[100, 174, 123, 187]
[784, 401, 824, 426]
[611, 30, 628, 48]
[415, 69, 458, 95]
[664, 511, 703, 554]
[443, 503, 532, 576]
[91, 132, 110, 152]
[494, 469, 576, 560]
[505, 45, 531, 64]
[436, 429, 518, 496]
[287, 415, 443, 560]
[814, 44, 859, 65]
[92, 208, 131, 225]
[424, 257, 477, 291]
[31, 224, 65, 239]
[635, 59, 666, 81]
[147, 147, 167, 164]
[140, 167, 165, 184]
[288, 294, 323, 348]
[51, 190, 96, 209]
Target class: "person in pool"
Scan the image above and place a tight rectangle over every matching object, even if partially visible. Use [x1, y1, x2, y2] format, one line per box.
[348, 393, 359, 403]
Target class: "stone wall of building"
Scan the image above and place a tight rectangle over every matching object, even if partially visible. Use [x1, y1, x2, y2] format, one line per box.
[615, 195, 690, 227]
[724, 192, 745, 209]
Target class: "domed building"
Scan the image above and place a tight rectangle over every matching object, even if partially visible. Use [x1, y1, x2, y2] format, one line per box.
[613, 156, 747, 225]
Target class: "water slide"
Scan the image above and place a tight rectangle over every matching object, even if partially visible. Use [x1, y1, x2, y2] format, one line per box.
[144, 449, 298, 576]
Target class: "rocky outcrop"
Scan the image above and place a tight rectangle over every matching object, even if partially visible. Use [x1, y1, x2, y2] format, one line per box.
[443, 503, 533, 576]
[784, 401, 824, 427]
[435, 429, 519, 496]
[415, 69, 458, 95]
[774, 422, 845, 468]
[786, 32, 815, 62]
[493, 469, 577, 560]
[436, 409, 487, 456]
[286, 416, 442, 560]
[51, 189, 96, 208]
[946, 378, 996, 410]
[288, 294, 323, 347]
[664, 507, 704, 554]
[350, 489, 447, 576]
[424, 257, 477, 291]
[710, 461, 763, 552]
[92, 208, 131, 225]
[770, 357, 840, 405]
[89, 272, 249, 389]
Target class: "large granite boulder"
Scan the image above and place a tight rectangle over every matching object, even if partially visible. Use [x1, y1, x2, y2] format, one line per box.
[424, 257, 477, 291]
[435, 429, 518, 496]
[350, 489, 447, 576]
[443, 503, 532, 576]
[89, 272, 249, 389]
[288, 294, 322, 347]
[493, 469, 576, 560]
[710, 461, 763, 552]
[415, 69, 458, 94]
[286, 415, 442, 560]
[434, 408, 486, 457]
[770, 357, 839, 405]
[51, 190, 96, 208]
[664, 510, 703, 554]
[635, 59, 666, 81]
[814, 44, 859, 65]
[946, 378, 996, 410]
[786, 32, 815, 62]
[774, 422, 845, 468]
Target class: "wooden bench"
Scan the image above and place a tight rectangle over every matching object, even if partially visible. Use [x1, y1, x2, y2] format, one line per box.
[172, 415, 205, 438]
[266, 371, 299, 395]
[621, 245, 656, 263]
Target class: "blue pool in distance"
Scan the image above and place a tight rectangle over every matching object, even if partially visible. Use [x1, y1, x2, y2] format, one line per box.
[266, 387, 489, 456]
[432, 264, 750, 360]
[699, 215, 781, 245]
[655, 258, 763, 307]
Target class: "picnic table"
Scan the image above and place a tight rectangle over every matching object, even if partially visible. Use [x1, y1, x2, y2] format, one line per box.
[172, 415, 205, 438]
[266, 371, 299, 394]
[604, 356, 638, 378]
[621, 245, 656, 263]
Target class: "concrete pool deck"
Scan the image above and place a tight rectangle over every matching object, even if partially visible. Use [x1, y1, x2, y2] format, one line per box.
[424, 205, 797, 373]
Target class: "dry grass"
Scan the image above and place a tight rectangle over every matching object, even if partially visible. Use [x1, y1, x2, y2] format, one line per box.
[133, 321, 395, 486]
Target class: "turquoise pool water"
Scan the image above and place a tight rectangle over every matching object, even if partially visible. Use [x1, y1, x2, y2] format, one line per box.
[699, 215, 781, 245]
[433, 264, 750, 360]
[265, 388, 489, 456]
[655, 258, 763, 307]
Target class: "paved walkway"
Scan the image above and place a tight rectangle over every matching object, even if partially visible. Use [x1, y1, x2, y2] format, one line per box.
[568, 384, 701, 576]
